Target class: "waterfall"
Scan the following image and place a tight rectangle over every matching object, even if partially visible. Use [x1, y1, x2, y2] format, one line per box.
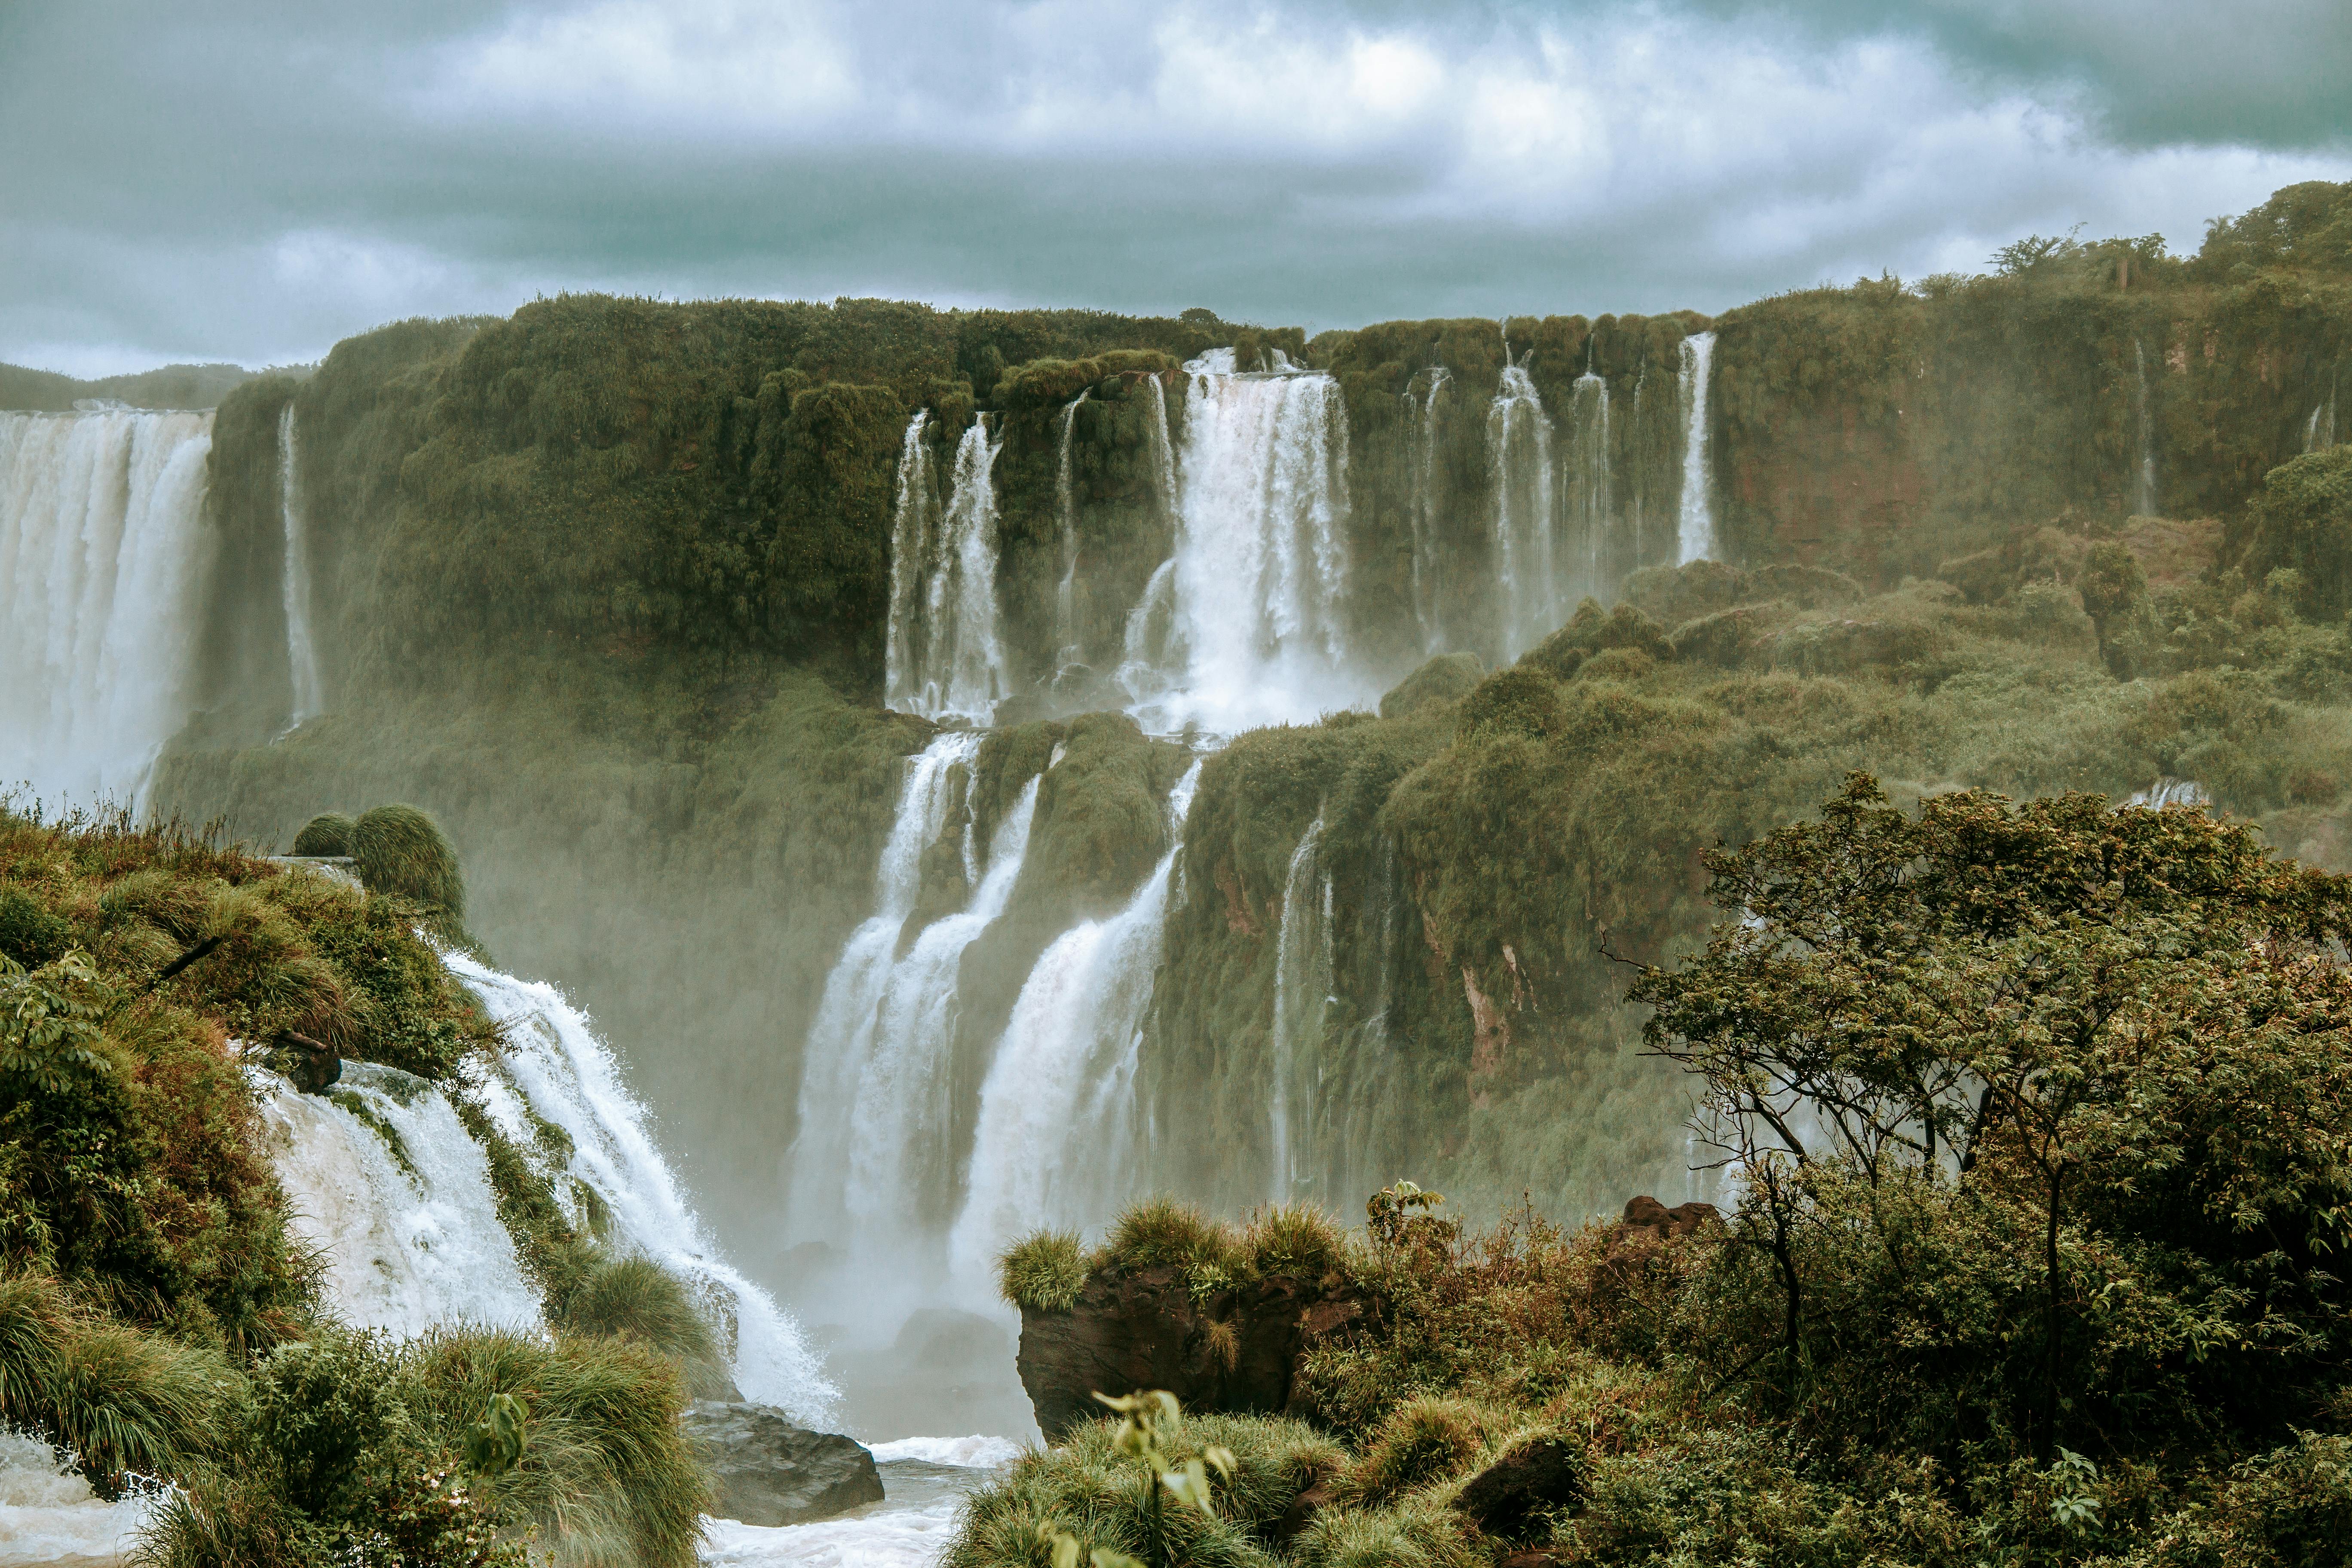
[1407, 368, 1451, 651]
[1144, 374, 1179, 521]
[1486, 361, 1556, 661]
[450, 952, 833, 1416]
[2306, 374, 2337, 454]
[0, 408, 213, 808]
[883, 413, 937, 713]
[948, 761, 1204, 1288]
[1565, 367, 1614, 601]
[277, 404, 325, 729]
[1129, 348, 1358, 732]
[260, 954, 835, 1421]
[1268, 816, 1328, 1203]
[885, 416, 1008, 722]
[258, 1060, 545, 1338]
[2132, 340, 2159, 516]
[1053, 394, 1087, 671]
[788, 734, 1040, 1270]
[1677, 331, 1718, 563]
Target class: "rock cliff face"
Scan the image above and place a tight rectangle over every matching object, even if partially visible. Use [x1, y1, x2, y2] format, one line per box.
[1013, 1264, 1366, 1441]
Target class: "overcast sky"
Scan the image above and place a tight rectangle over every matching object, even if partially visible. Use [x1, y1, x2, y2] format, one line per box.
[4, 0, 2348, 377]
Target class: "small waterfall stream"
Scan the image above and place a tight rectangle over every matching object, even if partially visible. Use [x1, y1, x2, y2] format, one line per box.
[1053, 394, 1087, 673]
[259, 946, 837, 1422]
[1565, 367, 1614, 606]
[1487, 359, 1556, 660]
[885, 417, 1009, 722]
[0, 408, 214, 808]
[1407, 368, 1451, 651]
[1677, 331, 1718, 563]
[949, 761, 1205, 1289]
[276, 405, 325, 730]
[2132, 340, 2160, 516]
[1267, 817, 1329, 1202]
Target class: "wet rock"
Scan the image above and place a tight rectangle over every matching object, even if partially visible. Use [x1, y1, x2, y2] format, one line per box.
[681, 1402, 883, 1526]
[1621, 1195, 1718, 1237]
[1453, 1436, 1586, 1540]
[1014, 1265, 1367, 1442]
[1271, 1476, 1339, 1545]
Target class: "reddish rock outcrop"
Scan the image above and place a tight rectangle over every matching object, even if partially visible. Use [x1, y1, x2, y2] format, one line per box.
[1014, 1264, 1366, 1441]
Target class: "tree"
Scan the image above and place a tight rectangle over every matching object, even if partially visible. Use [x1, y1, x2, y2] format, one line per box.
[1633, 776, 2352, 1457]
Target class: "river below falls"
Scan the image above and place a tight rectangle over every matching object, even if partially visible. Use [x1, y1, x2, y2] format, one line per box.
[698, 1436, 1019, 1568]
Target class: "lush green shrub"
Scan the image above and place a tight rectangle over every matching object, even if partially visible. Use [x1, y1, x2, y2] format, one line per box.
[1102, 1199, 1243, 1277]
[289, 814, 356, 857]
[351, 805, 466, 922]
[0, 888, 69, 968]
[1000, 1230, 1090, 1313]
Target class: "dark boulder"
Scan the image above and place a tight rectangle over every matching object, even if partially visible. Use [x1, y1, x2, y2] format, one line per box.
[1014, 1264, 1366, 1442]
[680, 1402, 882, 1525]
[1453, 1436, 1587, 1540]
[1621, 1195, 1718, 1238]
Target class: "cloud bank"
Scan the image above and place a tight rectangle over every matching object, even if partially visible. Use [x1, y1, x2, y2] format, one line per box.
[2, 0, 2346, 376]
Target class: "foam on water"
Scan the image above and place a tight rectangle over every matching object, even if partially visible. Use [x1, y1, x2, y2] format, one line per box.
[0, 1435, 156, 1568]
[257, 1061, 542, 1338]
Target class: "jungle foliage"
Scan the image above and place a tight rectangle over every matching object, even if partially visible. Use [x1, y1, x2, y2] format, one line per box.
[0, 805, 719, 1568]
[973, 777, 2352, 1567]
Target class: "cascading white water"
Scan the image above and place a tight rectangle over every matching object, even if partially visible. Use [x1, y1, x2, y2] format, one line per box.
[1677, 331, 1718, 563]
[1485, 361, 1556, 662]
[257, 1060, 545, 1338]
[1266, 816, 1327, 1202]
[1408, 368, 1451, 651]
[1129, 349, 1360, 730]
[1144, 375, 1179, 521]
[450, 952, 834, 1418]
[259, 943, 835, 1421]
[1565, 367, 1613, 598]
[949, 761, 1203, 1290]
[0, 1432, 156, 1568]
[2307, 375, 2338, 454]
[2132, 340, 2159, 516]
[885, 417, 1009, 722]
[883, 413, 937, 711]
[276, 405, 325, 730]
[787, 734, 1042, 1280]
[1053, 394, 1087, 672]
[0, 408, 213, 807]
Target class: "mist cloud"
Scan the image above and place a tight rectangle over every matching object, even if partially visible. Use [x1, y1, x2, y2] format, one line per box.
[2, 0, 2345, 376]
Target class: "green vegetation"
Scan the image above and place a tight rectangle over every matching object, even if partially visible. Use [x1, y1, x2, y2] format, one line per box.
[289, 814, 355, 856]
[349, 804, 468, 939]
[0, 803, 719, 1567]
[1001, 1202, 1357, 1314]
[965, 780, 2352, 1565]
[0, 360, 261, 412]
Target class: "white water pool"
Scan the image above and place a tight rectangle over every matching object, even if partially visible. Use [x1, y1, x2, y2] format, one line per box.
[698, 1436, 1022, 1568]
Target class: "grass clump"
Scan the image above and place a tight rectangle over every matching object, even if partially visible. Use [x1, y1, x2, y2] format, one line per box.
[288, 814, 355, 857]
[1000, 1230, 1090, 1314]
[351, 804, 467, 930]
[945, 1411, 1341, 1568]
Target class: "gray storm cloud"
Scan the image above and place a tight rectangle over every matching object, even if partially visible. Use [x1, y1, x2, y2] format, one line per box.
[1, 0, 2346, 375]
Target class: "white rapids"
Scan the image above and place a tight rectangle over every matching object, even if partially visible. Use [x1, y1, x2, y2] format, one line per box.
[0, 1434, 157, 1568]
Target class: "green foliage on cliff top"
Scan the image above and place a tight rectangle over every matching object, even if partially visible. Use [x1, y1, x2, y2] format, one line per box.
[970, 780, 2352, 1568]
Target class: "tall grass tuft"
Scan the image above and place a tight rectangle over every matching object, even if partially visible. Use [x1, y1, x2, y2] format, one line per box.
[289, 814, 356, 857]
[0, 1270, 236, 1488]
[998, 1231, 1090, 1313]
[352, 805, 466, 922]
[1103, 1198, 1240, 1276]
[398, 1327, 709, 1568]
[1239, 1204, 1350, 1284]
[944, 1410, 1340, 1568]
